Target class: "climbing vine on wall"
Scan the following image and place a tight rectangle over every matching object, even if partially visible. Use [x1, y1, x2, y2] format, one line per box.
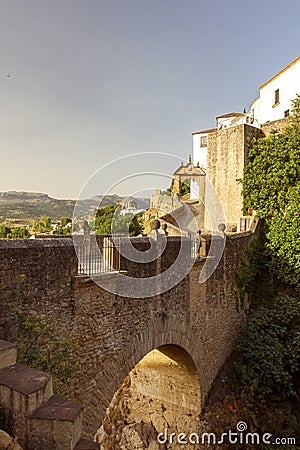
[242, 94, 300, 289]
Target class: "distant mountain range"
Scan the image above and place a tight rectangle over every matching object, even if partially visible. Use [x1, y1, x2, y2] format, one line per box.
[0, 191, 150, 222]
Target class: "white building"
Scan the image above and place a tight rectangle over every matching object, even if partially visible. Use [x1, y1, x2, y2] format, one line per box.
[192, 56, 300, 183]
[119, 207, 144, 216]
[250, 56, 300, 125]
[192, 129, 210, 170]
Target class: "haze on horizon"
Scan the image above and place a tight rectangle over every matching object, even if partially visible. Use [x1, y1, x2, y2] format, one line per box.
[1, 0, 300, 199]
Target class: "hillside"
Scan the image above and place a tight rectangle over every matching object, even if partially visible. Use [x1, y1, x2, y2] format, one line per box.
[0, 191, 149, 222]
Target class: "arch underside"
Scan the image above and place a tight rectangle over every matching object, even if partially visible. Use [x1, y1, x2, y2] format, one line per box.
[94, 343, 202, 448]
[81, 325, 205, 436]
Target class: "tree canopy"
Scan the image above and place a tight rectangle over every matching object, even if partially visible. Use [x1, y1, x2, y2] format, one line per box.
[242, 95, 300, 288]
[0, 225, 29, 239]
[94, 205, 143, 236]
[161, 179, 190, 197]
[32, 215, 52, 233]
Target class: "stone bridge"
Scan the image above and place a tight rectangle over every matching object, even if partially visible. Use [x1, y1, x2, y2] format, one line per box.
[0, 223, 258, 444]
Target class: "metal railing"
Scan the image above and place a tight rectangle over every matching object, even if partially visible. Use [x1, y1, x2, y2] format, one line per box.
[76, 234, 209, 276]
[76, 235, 121, 275]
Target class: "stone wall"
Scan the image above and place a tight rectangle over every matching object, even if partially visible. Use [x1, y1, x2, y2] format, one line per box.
[205, 124, 262, 231]
[188, 225, 259, 403]
[0, 239, 78, 341]
[261, 117, 288, 136]
[204, 118, 288, 232]
[71, 267, 192, 436]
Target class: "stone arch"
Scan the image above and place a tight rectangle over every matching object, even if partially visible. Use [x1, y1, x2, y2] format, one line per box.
[94, 343, 203, 447]
[138, 344, 202, 415]
[83, 323, 205, 438]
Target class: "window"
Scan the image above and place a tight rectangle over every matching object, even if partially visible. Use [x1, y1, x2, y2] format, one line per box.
[200, 136, 207, 147]
[274, 89, 280, 105]
[284, 109, 290, 118]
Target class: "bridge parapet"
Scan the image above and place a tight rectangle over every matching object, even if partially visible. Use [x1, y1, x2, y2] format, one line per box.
[0, 238, 78, 342]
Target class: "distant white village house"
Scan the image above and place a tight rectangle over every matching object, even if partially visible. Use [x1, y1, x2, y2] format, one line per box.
[119, 198, 144, 216]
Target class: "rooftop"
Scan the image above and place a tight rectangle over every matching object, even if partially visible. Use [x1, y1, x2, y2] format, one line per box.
[259, 56, 300, 90]
[192, 127, 217, 135]
[216, 112, 245, 119]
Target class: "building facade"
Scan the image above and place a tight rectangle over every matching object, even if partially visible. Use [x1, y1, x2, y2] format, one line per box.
[251, 56, 300, 125]
[191, 56, 300, 232]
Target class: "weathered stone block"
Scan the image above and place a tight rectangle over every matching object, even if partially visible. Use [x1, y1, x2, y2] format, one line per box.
[0, 364, 52, 413]
[28, 394, 83, 450]
[0, 364, 52, 446]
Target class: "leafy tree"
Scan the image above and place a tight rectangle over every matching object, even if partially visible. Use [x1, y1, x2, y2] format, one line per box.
[32, 220, 39, 232]
[160, 187, 172, 196]
[180, 179, 190, 196]
[161, 179, 190, 197]
[0, 225, 29, 239]
[53, 217, 72, 235]
[242, 94, 300, 288]
[32, 216, 52, 233]
[53, 226, 70, 235]
[111, 212, 144, 236]
[60, 217, 72, 228]
[94, 205, 143, 236]
[0, 225, 11, 238]
[94, 205, 116, 234]
[39, 215, 52, 232]
[11, 227, 30, 239]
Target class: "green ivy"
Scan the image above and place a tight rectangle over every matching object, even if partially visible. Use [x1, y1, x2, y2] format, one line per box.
[234, 235, 272, 309]
[234, 295, 300, 402]
[242, 94, 300, 289]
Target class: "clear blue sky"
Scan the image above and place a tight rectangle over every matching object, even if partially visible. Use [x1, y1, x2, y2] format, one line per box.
[1, 0, 299, 199]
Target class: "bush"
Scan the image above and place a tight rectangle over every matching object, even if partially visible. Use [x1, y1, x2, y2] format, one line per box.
[234, 295, 300, 402]
[15, 311, 79, 395]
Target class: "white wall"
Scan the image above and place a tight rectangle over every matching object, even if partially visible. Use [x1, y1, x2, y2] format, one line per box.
[252, 58, 300, 124]
[191, 133, 207, 199]
[216, 115, 245, 129]
[192, 133, 207, 169]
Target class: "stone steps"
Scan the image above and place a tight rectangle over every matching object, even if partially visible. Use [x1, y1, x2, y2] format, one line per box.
[0, 340, 99, 449]
[27, 394, 82, 450]
[0, 363, 53, 447]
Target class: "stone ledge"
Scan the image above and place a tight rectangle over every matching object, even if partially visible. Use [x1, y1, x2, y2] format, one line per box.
[0, 238, 74, 249]
[74, 271, 127, 285]
[28, 394, 82, 422]
[0, 364, 51, 395]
